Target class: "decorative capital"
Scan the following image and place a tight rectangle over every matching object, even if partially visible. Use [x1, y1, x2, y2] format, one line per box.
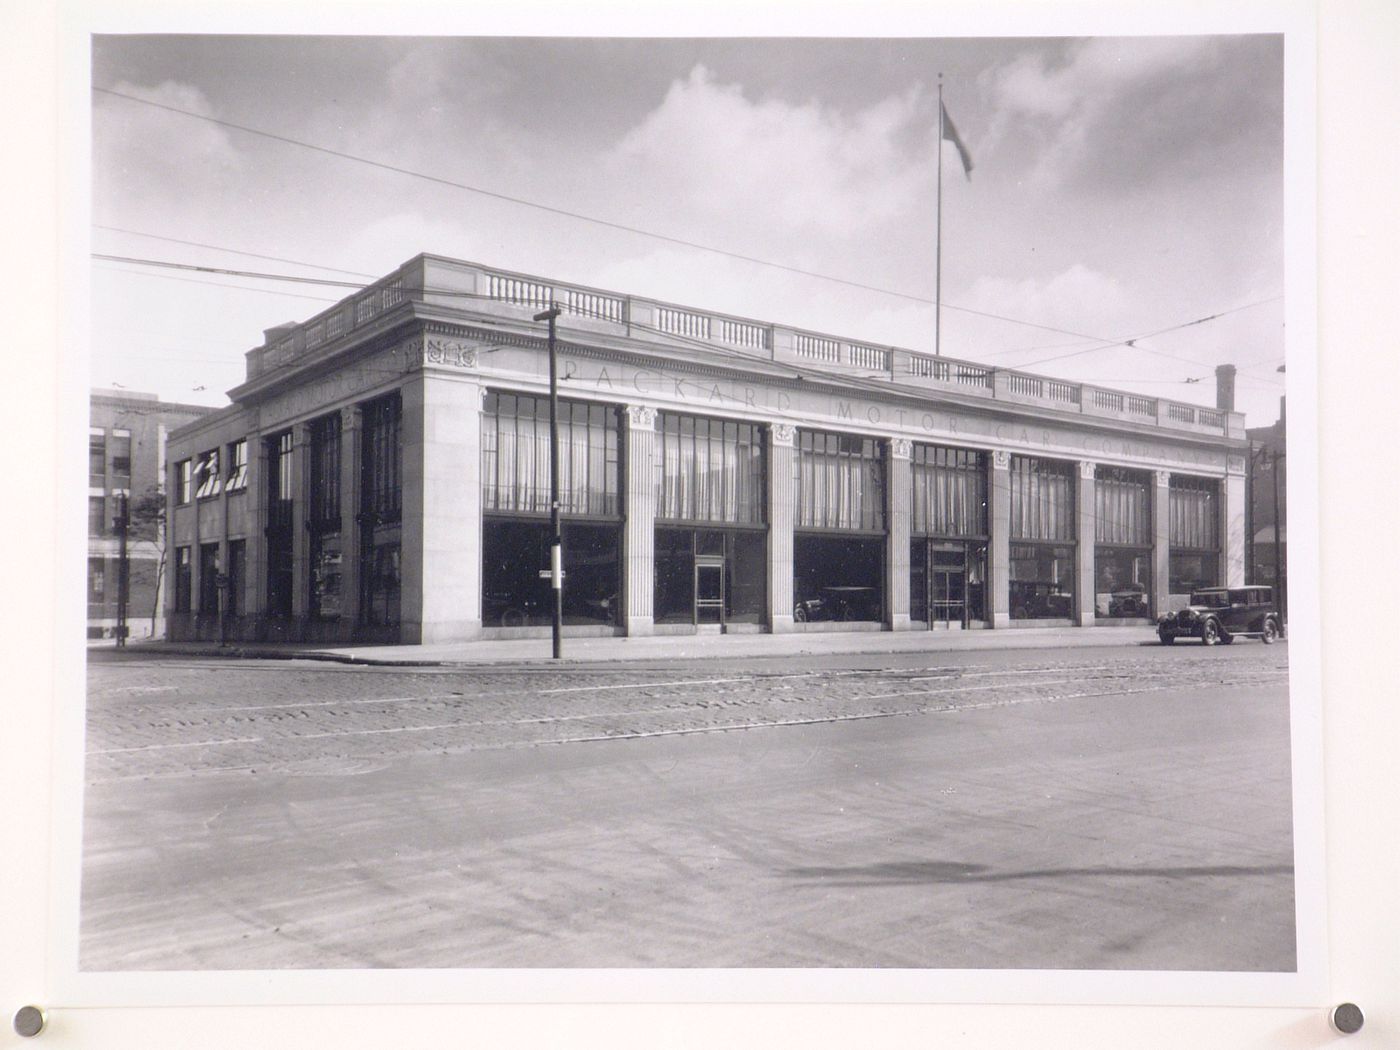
[992, 449, 1011, 469]
[771, 423, 795, 447]
[1079, 460, 1096, 480]
[1155, 469, 1172, 486]
[1227, 454, 1247, 476]
[624, 404, 657, 429]
[890, 438, 913, 460]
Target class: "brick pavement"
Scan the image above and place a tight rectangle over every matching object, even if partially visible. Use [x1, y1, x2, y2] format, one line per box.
[86, 647, 1289, 784]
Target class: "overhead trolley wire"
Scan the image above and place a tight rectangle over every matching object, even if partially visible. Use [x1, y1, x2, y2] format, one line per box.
[93, 87, 1282, 362]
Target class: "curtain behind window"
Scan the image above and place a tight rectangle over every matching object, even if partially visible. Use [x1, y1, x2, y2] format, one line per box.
[1010, 456, 1074, 541]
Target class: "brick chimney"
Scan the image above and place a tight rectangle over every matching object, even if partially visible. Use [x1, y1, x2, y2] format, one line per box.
[1215, 364, 1237, 412]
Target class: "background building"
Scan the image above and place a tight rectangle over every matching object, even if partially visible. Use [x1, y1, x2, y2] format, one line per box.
[89, 389, 212, 640]
[164, 254, 1251, 646]
[1248, 396, 1288, 621]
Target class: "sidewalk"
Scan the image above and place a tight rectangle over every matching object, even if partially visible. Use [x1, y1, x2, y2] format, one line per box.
[90, 624, 1166, 668]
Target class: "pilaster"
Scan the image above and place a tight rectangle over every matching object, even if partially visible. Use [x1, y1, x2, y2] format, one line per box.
[1152, 470, 1171, 617]
[989, 449, 1012, 627]
[1223, 455, 1247, 587]
[400, 372, 483, 644]
[623, 405, 658, 635]
[767, 423, 796, 632]
[1075, 461, 1096, 626]
[887, 438, 912, 630]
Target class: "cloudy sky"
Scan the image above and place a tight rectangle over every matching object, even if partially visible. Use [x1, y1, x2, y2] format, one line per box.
[89, 31, 1287, 426]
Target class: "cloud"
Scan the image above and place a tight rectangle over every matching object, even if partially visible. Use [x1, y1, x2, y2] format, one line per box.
[960, 264, 1130, 345]
[95, 79, 243, 180]
[602, 65, 932, 241]
[981, 36, 1279, 194]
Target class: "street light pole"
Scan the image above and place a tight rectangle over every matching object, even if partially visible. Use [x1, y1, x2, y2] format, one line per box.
[1272, 447, 1285, 627]
[534, 306, 564, 660]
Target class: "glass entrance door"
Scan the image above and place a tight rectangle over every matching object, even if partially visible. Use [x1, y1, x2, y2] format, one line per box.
[930, 545, 966, 627]
[695, 558, 725, 626]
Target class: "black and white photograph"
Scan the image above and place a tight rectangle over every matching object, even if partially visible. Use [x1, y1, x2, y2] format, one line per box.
[60, 9, 1327, 1008]
[17, 1, 1400, 1047]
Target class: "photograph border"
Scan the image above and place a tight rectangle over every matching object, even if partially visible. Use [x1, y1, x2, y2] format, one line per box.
[7, 0, 1394, 1045]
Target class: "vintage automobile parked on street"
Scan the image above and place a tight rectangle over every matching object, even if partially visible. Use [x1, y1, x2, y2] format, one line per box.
[1157, 586, 1283, 645]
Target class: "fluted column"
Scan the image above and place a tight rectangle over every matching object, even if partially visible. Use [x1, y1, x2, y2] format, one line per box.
[767, 423, 796, 633]
[1223, 456, 1247, 587]
[989, 450, 1012, 627]
[1152, 470, 1171, 617]
[1076, 460, 1096, 626]
[887, 438, 912, 630]
[623, 405, 657, 636]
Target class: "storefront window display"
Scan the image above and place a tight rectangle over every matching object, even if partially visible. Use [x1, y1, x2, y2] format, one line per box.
[653, 527, 766, 626]
[1009, 456, 1076, 620]
[1168, 475, 1220, 598]
[1094, 467, 1152, 618]
[792, 430, 886, 623]
[910, 444, 988, 626]
[359, 394, 401, 630]
[481, 392, 622, 629]
[309, 413, 343, 620]
[482, 521, 620, 628]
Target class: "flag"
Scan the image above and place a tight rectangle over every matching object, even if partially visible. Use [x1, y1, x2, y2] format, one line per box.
[941, 102, 974, 180]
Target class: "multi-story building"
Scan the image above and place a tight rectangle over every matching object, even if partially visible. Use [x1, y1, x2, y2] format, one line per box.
[1248, 397, 1288, 620]
[89, 390, 212, 640]
[164, 254, 1251, 645]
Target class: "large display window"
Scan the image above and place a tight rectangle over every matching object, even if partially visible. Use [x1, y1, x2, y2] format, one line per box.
[482, 392, 619, 516]
[793, 534, 884, 623]
[483, 521, 620, 627]
[359, 394, 402, 630]
[1010, 542, 1075, 620]
[1009, 456, 1076, 620]
[1094, 467, 1152, 618]
[481, 392, 622, 629]
[1168, 475, 1220, 599]
[657, 413, 765, 525]
[308, 413, 343, 620]
[910, 444, 988, 627]
[654, 527, 766, 626]
[792, 430, 887, 624]
[794, 430, 885, 531]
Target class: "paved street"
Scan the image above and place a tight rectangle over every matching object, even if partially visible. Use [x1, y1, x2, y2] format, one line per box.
[80, 640, 1295, 972]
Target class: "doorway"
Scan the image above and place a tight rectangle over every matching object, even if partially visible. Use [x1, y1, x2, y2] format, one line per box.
[694, 556, 725, 630]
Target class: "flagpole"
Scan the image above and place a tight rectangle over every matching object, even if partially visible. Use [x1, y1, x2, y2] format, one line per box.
[935, 75, 944, 358]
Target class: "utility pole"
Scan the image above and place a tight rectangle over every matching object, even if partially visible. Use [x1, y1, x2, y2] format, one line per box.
[534, 306, 564, 660]
[114, 492, 129, 648]
[1272, 447, 1285, 628]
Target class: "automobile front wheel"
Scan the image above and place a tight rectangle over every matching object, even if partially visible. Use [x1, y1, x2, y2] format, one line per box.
[1201, 619, 1221, 646]
[1158, 630, 1175, 645]
[1261, 618, 1279, 644]
[794, 605, 808, 623]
